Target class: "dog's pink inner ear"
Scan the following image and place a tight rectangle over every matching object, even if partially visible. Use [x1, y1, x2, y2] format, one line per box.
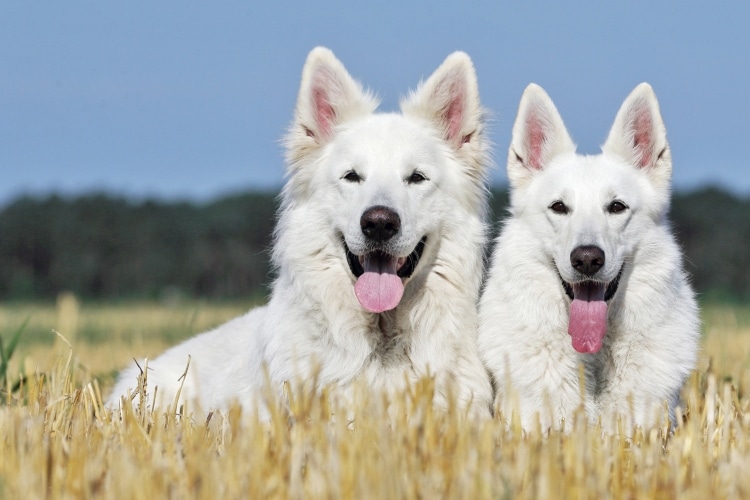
[312, 87, 335, 139]
[525, 111, 546, 170]
[433, 69, 469, 147]
[631, 107, 654, 168]
[310, 71, 337, 140]
[443, 85, 465, 145]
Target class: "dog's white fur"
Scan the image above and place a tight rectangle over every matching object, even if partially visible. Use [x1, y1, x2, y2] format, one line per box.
[107, 47, 493, 418]
[478, 83, 699, 433]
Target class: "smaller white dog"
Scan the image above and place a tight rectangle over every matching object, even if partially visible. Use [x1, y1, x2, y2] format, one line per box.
[478, 83, 700, 433]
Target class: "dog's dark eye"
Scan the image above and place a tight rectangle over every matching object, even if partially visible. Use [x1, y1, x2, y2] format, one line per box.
[343, 170, 361, 183]
[549, 201, 569, 214]
[407, 171, 427, 184]
[608, 201, 628, 214]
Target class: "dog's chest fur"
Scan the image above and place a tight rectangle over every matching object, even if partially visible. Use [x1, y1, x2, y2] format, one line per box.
[367, 313, 411, 367]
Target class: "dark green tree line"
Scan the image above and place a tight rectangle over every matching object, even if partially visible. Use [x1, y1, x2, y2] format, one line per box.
[0, 192, 277, 300]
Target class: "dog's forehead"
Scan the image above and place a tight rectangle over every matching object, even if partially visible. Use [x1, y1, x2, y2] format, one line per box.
[332, 114, 441, 168]
[541, 154, 642, 197]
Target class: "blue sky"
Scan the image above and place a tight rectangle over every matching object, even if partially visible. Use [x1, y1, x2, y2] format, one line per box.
[1, 1, 748, 204]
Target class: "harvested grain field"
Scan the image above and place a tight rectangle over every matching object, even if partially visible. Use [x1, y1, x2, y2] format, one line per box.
[1, 300, 749, 498]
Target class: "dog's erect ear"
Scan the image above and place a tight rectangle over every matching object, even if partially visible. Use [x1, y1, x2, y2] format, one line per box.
[402, 52, 483, 147]
[401, 52, 487, 172]
[286, 47, 378, 167]
[603, 83, 671, 187]
[507, 84, 575, 188]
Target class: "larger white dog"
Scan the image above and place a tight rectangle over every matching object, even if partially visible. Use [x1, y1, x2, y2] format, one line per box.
[108, 47, 493, 417]
[478, 83, 699, 433]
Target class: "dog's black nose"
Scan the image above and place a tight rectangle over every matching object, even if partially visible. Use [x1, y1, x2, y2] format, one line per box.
[570, 245, 605, 276]
[361, 206, 400, 242]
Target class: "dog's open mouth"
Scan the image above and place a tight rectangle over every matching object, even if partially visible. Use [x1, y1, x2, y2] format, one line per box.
[559, 265, 623, 354]
[344, 237, 426, 314]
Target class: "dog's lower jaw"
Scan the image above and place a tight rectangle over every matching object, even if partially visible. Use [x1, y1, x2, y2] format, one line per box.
[343, 237, 427, 314]
[343, 237, 427, 280]
[555, 263, 625, 354]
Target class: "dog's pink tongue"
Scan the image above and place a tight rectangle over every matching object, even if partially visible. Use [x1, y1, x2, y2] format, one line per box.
[568, 282, 608, 354]
[354, 254, 404, 313]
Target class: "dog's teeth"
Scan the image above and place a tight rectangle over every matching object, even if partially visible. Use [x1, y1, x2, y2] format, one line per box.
[397, 257, 406, 269]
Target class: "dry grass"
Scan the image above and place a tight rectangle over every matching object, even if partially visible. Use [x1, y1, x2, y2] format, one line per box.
[1, 299, 749, 499]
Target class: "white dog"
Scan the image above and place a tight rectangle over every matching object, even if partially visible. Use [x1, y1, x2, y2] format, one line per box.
[478, 83, 699, 433]
[108, 47, 493, 418]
